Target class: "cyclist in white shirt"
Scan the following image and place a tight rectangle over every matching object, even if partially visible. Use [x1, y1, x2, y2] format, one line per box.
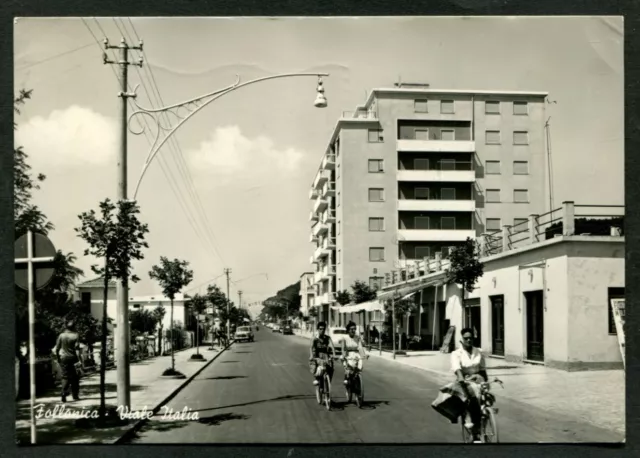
[451, 327, 488, 442]
[340, 321, 368, 384]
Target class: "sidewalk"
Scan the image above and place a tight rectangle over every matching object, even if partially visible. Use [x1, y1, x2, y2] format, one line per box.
[293, 330, 624, 435]
[16, 345, 225, 445]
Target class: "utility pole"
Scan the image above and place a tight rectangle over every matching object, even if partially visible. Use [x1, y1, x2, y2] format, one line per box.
[103, 36, 143, 410]
[224, 268, 232, 341]
[238, 290, 243, 311]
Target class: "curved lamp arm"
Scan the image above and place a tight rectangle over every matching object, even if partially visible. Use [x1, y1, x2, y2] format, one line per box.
[129, 72, 330, 200]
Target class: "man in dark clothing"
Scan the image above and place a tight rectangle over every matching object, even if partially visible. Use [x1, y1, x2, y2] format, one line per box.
[55, 321, 82, 402]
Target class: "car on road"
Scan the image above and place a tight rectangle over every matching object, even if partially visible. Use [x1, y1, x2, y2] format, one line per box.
[234, 326, 254, 342]
[272, 325, 281, 333]
[282, 324, 293, 335]
[328, 328, 348, 356]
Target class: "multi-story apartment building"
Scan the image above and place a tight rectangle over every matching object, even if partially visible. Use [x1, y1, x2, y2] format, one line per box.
[299, 272, 316, 317]
[309, 84, 549, 326]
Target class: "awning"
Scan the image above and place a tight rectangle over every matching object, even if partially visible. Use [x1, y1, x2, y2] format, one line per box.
[331, 299, 385, 313]
[377, 277, 445, 302]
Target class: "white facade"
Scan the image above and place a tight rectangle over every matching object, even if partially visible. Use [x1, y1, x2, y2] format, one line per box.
[299, 272, 316, 317]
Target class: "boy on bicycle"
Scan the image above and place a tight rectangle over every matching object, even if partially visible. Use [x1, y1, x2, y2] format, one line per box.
[309, 321, 337, 386]
[340, 321, 368, 384]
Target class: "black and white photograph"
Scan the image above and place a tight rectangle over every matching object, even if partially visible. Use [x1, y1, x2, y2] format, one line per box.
[13, 16, 624, 445]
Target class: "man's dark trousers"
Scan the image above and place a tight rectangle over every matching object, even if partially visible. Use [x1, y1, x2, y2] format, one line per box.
[60, 356, 80, 400]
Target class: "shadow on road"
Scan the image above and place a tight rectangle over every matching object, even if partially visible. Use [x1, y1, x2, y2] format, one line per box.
[189, 394, 314, 414]
[330, 400, 390, 411]
[234, 351, 252, 354]
[129, 412, 251, 442]
[200, 376, 247, 381]
[198, 412, 251, 426]
[220, 361, 239, 364]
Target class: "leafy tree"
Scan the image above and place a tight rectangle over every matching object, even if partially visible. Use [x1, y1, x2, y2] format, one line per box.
[445, 236, 484, 308]
[149, 257, 194, 374]
[335, 290, 351, 305]
[189, 294, 208, 354]
[152, 306, 166, 354]
[130, 309, 159, 336]
[350, 280, 377, 304]
[75, 198, 149, 419]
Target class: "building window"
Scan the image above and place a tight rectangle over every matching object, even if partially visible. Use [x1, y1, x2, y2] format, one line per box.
[368, 159, 384, 173]
[415, 129, 429, 140]
[514, 189, 529, 203]
[486, 160, 501, 175]
[513, 101, 529, 116]
[485, 130, 501, 144]
[369, 217, 384, 232]
[414, 99, 428, 113]
[441, 217, 456, 230]
[369, 247, 385, 262]
[369, 276, 383, 290]
[608, 287, 625, 334]
[441, 100, 455, 114]
[415, 188, 430, 200]
[414, 158, 430, 170]
[368, 129, 384, 143]
[415, 246, 430, 260]
[485, 101, 500, 114]
[415, 216, 430, 229]
[513, 161, 529, 175]
[513, 131, 529, 145]
[513, 218, 529, 232]
[368, 188, 385, 202]
[441, 188, 456, 200]
[440, 159, 456, 171]
[486, 218, 501, 233]
[441, 129, 455, 141]
[441, 246, 457, 258]
[486, 189, 501, 203]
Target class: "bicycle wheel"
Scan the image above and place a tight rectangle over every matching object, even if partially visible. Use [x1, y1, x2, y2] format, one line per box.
[355, 373, 364, 408]
[482, 408, 499, 443]
[324, 374, 332, 411]
[345, 375, 352, 403]
[315, 381, 322, 405]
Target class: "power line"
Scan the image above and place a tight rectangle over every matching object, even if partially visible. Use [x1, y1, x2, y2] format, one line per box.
[16, 42, 95, 71]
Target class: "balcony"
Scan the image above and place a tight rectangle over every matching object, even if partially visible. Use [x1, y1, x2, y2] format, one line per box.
[341, 108, 378, 120]
[312, 221, 329, 237]
[314, 270, 324, 284]
[397, 169, 475, 183]
[313, 169, 331, 189]
[309, 255, 317, 264]
[309, 210, 318, 222]
[327, 264, 337, 276]
[398, 199, 475, 212]
[398, 229, 476, 242]
[397, 139, 475, 153]
[322, 182, 336, 198]
[322, 209, 336, 224]
[316, 292, 337, 305]
[323, 236, 336, 250]
[309, 188, 319, 200]
[313, 244, 325, 261]
[321, 153, 336, 170]
[309, 232, 317, 243]
[313, 197, 328, 214]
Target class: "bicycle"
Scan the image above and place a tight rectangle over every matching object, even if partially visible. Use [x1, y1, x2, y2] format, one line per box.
[313, 356, 335, 411]
[461, 378, 504, 443]
[343, 355, 367, 408]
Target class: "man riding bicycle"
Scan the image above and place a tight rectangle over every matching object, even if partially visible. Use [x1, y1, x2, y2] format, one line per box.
[309, 321, 337, 386]
[451, 327, 489, 443]
[340, 321, 368, 384]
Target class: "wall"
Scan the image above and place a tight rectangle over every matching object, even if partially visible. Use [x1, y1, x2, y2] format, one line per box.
[83, 286, 118, 325]
[472, 95, 547, 234]
[565, 241, 625, 370]
[399, 241, 464, 259]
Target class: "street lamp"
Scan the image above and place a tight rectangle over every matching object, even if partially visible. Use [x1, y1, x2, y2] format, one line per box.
[128, 72, 330, 200]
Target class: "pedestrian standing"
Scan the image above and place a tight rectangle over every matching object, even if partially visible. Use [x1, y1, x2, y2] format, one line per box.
[55, 320, 82, 403]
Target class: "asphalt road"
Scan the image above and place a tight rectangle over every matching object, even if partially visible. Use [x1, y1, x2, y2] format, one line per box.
[129, 329, 622, 444]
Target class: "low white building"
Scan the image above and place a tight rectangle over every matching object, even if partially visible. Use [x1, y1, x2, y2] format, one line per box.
[299, 272, 315, 317]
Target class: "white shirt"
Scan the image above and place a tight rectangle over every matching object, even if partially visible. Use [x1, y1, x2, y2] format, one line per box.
[342, 335, 362, 353]
[450, 347, 486, 376]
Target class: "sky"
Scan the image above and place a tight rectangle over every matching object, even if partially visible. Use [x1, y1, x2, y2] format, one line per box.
[13, 16, 624, 304]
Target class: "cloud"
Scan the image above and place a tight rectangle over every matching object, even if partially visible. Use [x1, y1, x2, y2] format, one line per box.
[188, 125, 304, 180]
[15, 105, 117, 168]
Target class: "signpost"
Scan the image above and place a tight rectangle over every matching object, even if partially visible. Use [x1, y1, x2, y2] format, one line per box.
[14, 230, 57, 445]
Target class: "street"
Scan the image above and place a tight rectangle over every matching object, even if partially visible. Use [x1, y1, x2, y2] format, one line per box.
[127, 329, 621, 443]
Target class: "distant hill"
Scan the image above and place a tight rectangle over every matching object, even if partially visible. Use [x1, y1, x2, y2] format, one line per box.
[260, 280, 301, 319]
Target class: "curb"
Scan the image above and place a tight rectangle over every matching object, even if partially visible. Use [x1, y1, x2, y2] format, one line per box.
[113, 341, 234, 444]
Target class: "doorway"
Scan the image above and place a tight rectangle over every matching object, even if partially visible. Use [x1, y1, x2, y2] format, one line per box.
[437, 301, 448, 348]
[490, 295, 505, 356]
[464, 299, 481, 348]
[525, 290, 544, 362]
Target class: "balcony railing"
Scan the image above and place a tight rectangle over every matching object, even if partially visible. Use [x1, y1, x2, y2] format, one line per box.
[321, 153, 336, 170]
[403, 160, 474, 171]
[322, 209, 336, 224]
[323, 237, 337, 249]
[309, 210, 318, 222]
[341, 109, 378, 120]
[322, 182, 336, 198]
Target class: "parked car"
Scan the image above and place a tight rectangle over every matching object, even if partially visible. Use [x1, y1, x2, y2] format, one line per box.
[234, 326, 254, 342]
[328, 327, 348, 356]
[272, 325, 281, 333]
[282, 324, 293, 335]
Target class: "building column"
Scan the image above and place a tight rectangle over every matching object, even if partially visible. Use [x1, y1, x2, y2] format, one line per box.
[562, 201, 575, 236]
[528, 214, 538, 244]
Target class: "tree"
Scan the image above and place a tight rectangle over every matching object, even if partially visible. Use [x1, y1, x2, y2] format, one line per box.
[129, 309, 159, 337]
[149, 257, 194, 375]
[152, 306, 166, 355]
[335, 290, 351, 305]
[350, 280, 377, 304]
[189, 294, 208, 357]
[75, 198, 149, 419]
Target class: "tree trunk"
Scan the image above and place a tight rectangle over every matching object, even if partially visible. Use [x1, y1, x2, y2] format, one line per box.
[100, 269, 109, 419]
[170, 299, 175, 371]
[158, 326, 163, 355]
